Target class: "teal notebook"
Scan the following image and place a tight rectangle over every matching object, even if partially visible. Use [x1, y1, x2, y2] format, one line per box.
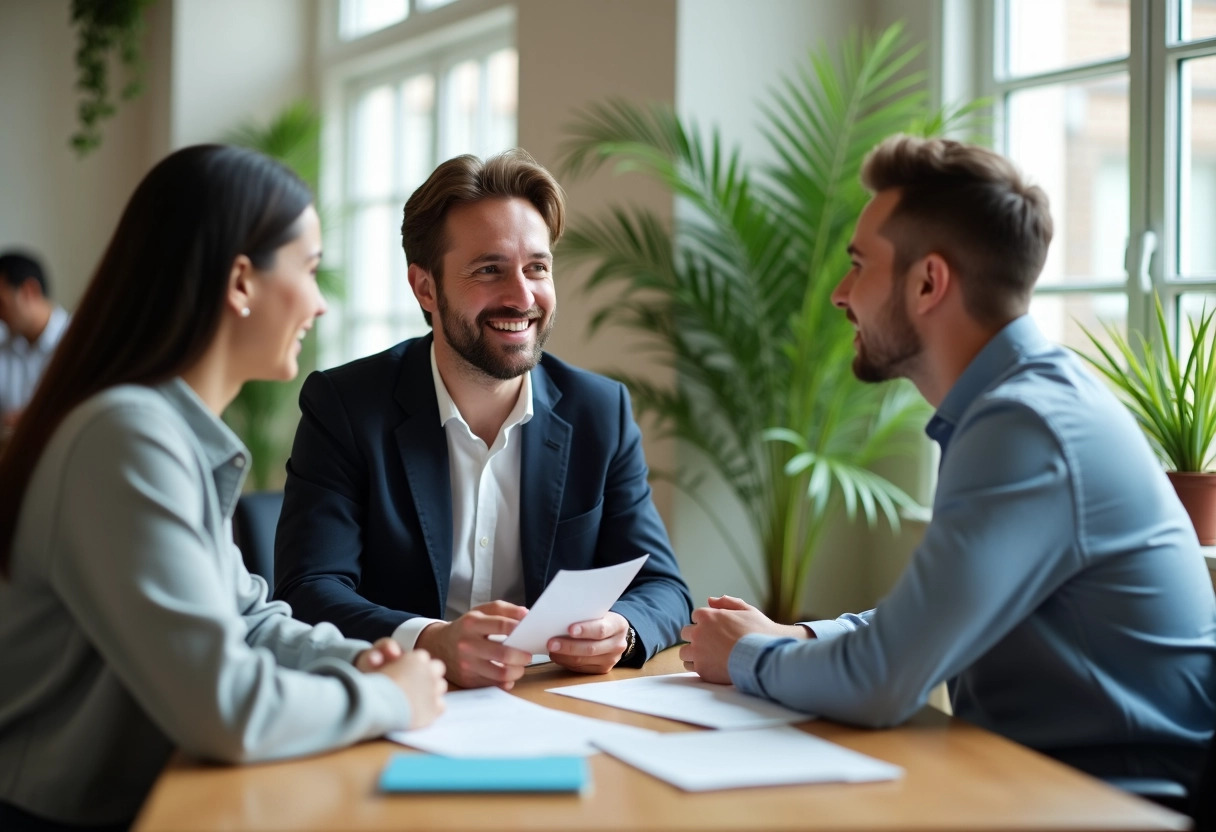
[378, 754, 590, 794]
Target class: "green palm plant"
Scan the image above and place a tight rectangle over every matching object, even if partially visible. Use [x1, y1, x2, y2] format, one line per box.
[1078, 294, 1216, 473]
[558, 24, 974, 622]
[222, 101, 342, 491]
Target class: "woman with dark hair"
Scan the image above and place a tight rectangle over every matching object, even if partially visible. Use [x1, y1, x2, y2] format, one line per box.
[0, 145, 446, 831]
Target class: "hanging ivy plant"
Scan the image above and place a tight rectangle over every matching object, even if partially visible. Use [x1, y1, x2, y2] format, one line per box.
[70, 0, 156, 156]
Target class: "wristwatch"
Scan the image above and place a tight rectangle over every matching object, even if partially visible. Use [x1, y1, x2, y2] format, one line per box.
[617, 624, 643, 668]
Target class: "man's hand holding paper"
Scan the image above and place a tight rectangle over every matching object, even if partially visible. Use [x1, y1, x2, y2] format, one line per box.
[416, 601, 532, 690]
[547, 610, 632, 674]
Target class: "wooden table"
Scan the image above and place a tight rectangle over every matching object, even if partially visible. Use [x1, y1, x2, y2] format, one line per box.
[132, 650, 1189, 831]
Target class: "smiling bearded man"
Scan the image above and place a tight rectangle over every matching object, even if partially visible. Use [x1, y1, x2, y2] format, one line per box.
[274, 149, 693, 691]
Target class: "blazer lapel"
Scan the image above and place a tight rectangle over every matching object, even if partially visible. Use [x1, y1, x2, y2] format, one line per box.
[393, 335, 454, 615]
[520, 364, 571, 603]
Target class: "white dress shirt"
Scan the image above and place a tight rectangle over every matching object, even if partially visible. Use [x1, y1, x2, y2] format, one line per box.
[392, 346, 534, 650]
[0, 305, 69, 414]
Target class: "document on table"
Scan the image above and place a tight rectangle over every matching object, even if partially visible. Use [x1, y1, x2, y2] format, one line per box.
[387, 686, 657, 757]
[502, 554, 649, 654]
[547, 672, 810, 729]
[594, 725, 903, 791]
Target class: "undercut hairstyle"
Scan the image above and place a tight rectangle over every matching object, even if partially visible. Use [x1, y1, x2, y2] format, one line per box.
[0, 252, 48, 298]
[861, 134, 1053, 326]
[401, 148, 566, 326]
[0, 144, 312, 574]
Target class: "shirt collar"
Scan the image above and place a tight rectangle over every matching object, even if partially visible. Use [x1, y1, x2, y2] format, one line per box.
[926, 315, 1052, 450]
[155, 377, 250, 516]
[429, 343, 534, 434]
[38, 306, 69, 352]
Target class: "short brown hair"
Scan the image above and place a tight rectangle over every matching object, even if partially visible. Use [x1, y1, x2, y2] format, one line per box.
[401, 149, 566, 325]
[861, 135, 1053, 326]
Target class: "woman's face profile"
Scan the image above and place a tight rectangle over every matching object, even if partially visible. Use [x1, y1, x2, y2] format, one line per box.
[243, 205, 327, 382]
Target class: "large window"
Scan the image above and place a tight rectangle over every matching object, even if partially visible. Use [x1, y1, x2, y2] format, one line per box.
[320, 0, 517, 368]
[983, 0, 1216, 354]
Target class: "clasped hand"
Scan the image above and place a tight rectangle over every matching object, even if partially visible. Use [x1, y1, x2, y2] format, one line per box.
[354, 638, 447, 729]
[679, 595, 810, 683]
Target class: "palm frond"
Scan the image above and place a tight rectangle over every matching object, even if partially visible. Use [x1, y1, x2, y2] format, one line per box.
[558, 23, 973, 621]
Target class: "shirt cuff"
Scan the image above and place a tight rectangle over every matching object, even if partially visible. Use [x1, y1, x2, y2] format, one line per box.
[800, 619, 853, 641]
[728, 633, 797, 698]
[393, 617, 442, 651]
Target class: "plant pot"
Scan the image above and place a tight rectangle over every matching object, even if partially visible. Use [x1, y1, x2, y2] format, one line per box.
[1166, 471, 1216, 546]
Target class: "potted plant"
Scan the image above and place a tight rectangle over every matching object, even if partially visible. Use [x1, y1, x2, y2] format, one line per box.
[558, 24, 976, 622]
[1078, 294, 1216, 544]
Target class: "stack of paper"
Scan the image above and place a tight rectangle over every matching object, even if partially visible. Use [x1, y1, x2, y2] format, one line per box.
[388, 687, 656, 757]
[594, 726, 903, 791]
[546, 671, 809, 729]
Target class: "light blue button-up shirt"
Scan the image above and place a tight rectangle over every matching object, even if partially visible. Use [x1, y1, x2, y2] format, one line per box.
[730, 316, 1216, 754]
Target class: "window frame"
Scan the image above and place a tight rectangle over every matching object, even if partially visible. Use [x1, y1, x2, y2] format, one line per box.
[317, 0, 516, 368]
[975, 0, 1216, 342]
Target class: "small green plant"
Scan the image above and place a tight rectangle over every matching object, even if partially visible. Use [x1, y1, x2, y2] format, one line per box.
[1078, 294, 1216, 473]
[70, 0, 156, 156]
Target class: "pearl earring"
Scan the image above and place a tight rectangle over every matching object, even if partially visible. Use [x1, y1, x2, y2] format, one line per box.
[240, 307, 251, 318]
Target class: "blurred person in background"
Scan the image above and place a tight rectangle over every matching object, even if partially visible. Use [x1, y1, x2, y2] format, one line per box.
[0, 251, 69, 428]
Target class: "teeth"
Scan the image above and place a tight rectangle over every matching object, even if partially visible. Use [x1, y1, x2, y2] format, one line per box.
[489, 320, 530, 332]
[297, 329, 307, 341]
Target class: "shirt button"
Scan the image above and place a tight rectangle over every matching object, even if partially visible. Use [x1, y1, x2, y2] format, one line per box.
[479, 537, 489, 547]
[233, 457, 246, 469]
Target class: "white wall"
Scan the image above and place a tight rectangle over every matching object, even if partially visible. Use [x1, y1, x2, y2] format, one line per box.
[169, 0, 314, 147]
[0, 0, 314, 307]
[0, 0, 170, 309]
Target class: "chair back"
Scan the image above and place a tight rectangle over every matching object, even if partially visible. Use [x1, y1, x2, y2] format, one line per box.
[232, 490, 284, 589]
[1196, 725, 1216, 832]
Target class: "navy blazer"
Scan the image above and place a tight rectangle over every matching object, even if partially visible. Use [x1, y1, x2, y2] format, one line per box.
[274, 335, 693, 663]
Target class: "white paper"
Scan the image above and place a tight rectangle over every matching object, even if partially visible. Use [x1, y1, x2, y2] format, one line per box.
[387, 686, 657, 757]
[594, 725, 903, 791]
[547, 672, 810, 729]
[502, 554, 649, 654]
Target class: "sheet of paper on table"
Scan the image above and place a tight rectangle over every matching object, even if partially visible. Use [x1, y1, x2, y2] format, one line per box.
[502, 554, 649, 654]
[388, 686, 657, 757]
[547, 672, 811, 729]
[594, 725, 903, 791]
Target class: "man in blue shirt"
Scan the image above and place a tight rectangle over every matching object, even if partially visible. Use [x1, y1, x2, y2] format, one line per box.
[680, 135, 1216, 783]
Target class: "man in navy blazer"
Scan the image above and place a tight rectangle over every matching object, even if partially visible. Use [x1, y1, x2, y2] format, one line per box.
[275, 150, 693, 689]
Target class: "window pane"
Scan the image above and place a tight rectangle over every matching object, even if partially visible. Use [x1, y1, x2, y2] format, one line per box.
[340, 0, 408, 40]
[1179, 1, 1216, 43]
[1031, 292, 1128, 357]
[1178, 56, 1216, 277]
[441, 59, 481, 159]
[1006, 0, 1129, 78]
[486, 49, 518, 154]
[351, 85, 395, 201]
[350, 318, 399, 360]
[348, 203, 397, 316]
[400, 74, 436, 194]
[1178, 292, 1216, 358]
[1007, 76, 1129, 285]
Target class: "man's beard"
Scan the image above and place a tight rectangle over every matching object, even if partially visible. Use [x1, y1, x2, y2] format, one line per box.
[852, 289, 922, 383]
[437, 289, 554, 381]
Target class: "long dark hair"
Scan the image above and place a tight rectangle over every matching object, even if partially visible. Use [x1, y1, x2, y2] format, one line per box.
[0, 144, 313, 574]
